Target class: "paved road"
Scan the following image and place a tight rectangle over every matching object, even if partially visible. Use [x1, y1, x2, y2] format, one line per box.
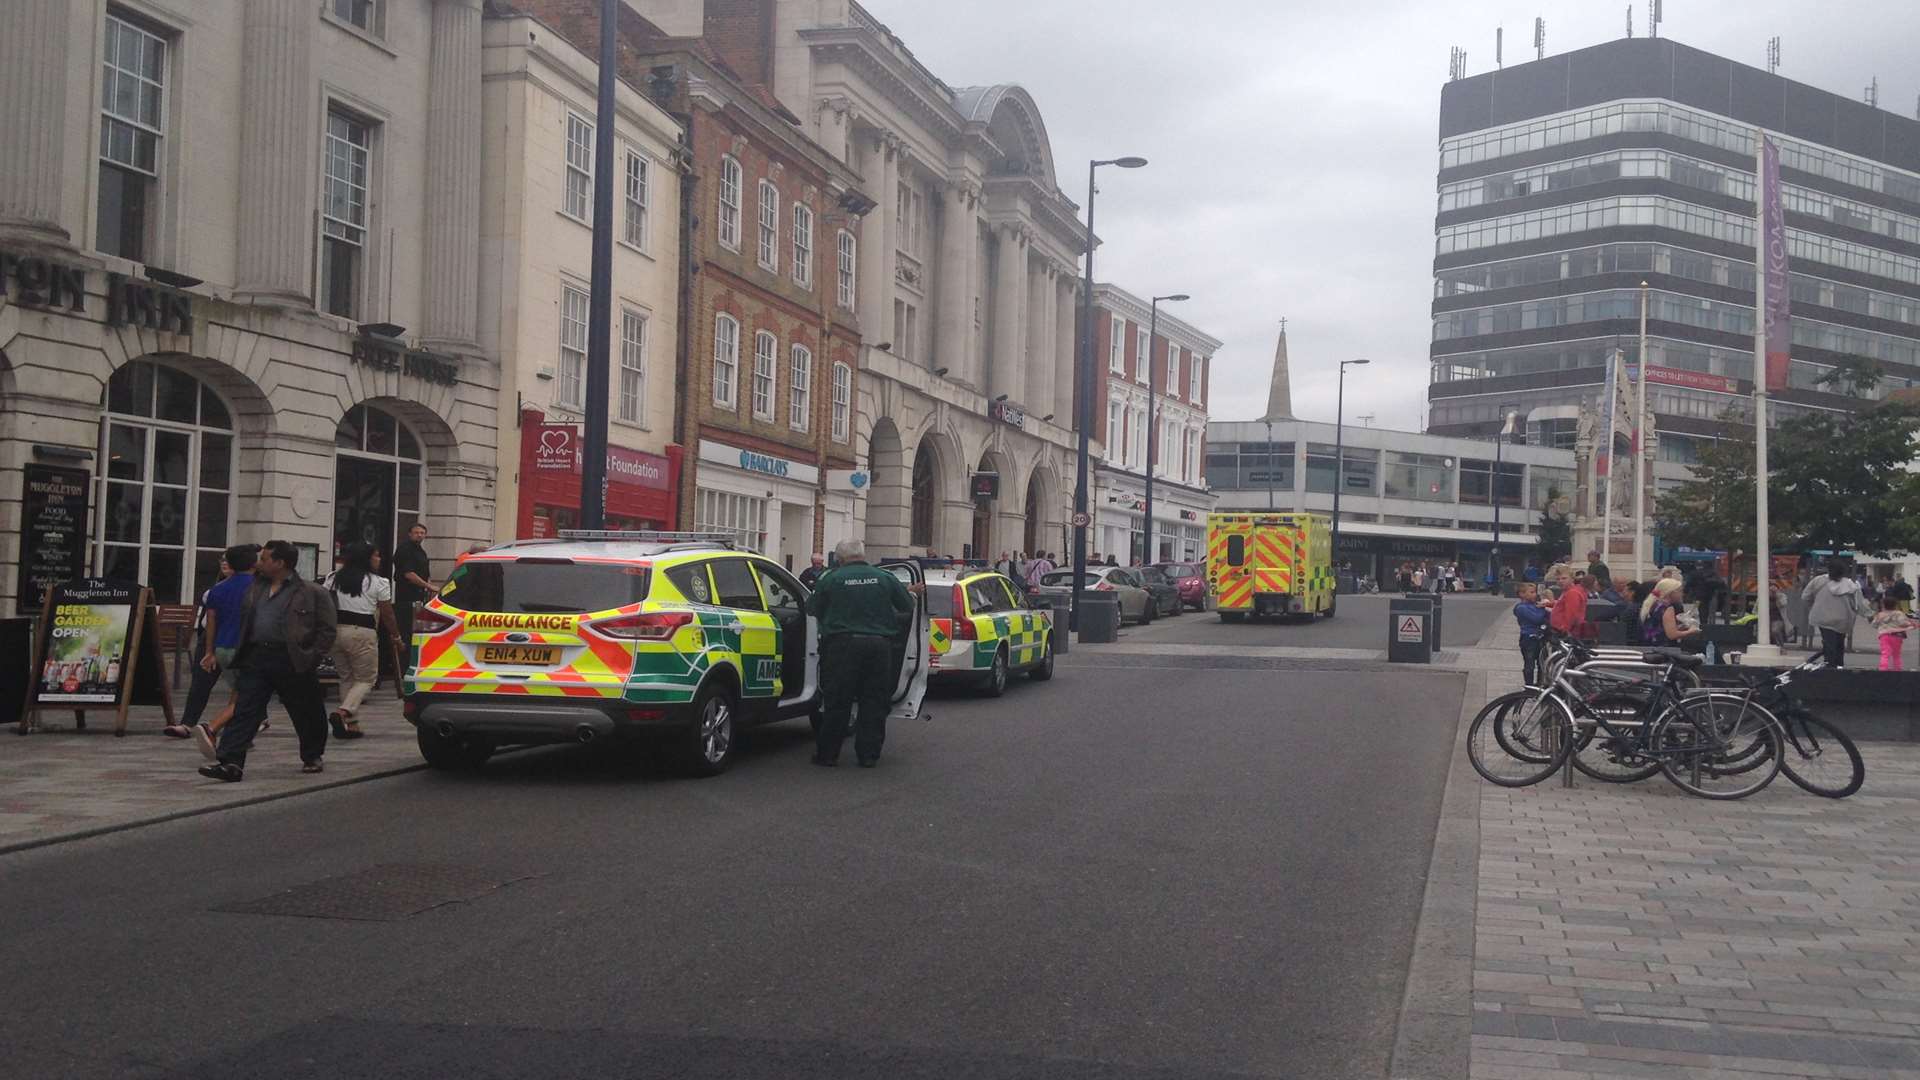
[1, 653, 1465, 1079]
[1125, 592, 1510, 651]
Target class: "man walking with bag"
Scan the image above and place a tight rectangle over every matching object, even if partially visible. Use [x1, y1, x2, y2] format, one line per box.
[198, 540, 338, 782]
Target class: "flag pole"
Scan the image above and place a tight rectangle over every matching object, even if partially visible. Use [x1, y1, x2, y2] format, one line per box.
[1749, 128, 1781, 662]
[1634, 283, 1649, 581]
[1601, 348, 1618, 560]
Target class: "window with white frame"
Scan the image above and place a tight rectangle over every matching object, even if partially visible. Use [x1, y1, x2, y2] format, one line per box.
[791, 203, 813, 287]
[751, 331, 777, 420]
[756, 180, 779, 271]
[895, 182, 924, 258]
[320, 107, 372, 318]
[713, 313, 739, 408]
[789, 344, 812, 430]
[717, 156, 742, 251]
[332, 0, 377, 32]
[836, 229, 856, 308]
[564, 112, 592, 222]
[97, 361, 235, 605]
[892, 300, 917, 361]
[1186, 428, 1201, 483]
[623, 150, 650, 250]
[831, 362, 851, 442]
[1106, 401, 1123, 463]
[619, 308, 647, 424]
[557, 284, 588, 408]
[1131, 404, 1147, 469]
[1136, 329, 1150, 384]
[98, 12, 168, 263]
[1166, 345, 1180, 396]
[1162, 419, 1179, 476]
[696, 488, 767, 553]
[1190, 354, 1204, 401]
[1109, 316, 1125, 373]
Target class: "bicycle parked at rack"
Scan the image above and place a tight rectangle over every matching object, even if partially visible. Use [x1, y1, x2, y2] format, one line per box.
[1468, 639, 1784, 799]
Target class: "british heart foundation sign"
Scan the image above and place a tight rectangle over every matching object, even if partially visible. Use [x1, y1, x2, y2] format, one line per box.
[532, 424, 576, 472]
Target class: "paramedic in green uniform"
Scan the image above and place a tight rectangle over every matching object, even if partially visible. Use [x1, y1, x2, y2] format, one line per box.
[806, 538, 920, 768]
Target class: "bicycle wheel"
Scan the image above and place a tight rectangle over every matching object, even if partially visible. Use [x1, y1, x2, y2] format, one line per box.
[1681, 693, 1781, 777]
[1778, 710, 1865, 799]
[1570, 692, 1663, 783]
[1655, 695, 1782, 800]
[1469, 690, 1575, 787]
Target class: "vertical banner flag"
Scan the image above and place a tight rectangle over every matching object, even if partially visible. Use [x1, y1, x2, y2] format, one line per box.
[1761, 135, 1791, 391]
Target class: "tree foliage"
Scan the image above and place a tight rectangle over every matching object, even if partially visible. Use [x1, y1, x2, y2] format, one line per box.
[1653, 356, 1920, 557]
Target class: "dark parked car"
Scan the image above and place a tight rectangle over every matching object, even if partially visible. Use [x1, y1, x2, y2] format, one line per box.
[1131, 565, 1184, 618]
[1150, 561, 1208, 611]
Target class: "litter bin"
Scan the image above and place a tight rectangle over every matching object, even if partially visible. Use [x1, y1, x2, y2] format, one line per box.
[1410, 590, 1444, 655]
[1077, 592, 1121, 645]
[1, 617, 33, 728]
[1034, 593, 1070, 655]
[1389, 597, 1433, 664]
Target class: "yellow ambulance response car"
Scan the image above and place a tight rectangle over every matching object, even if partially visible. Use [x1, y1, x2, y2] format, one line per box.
[1205, 512, 1336, 622]
[923, 569, 1054, 695]
[403, 533, 929, 776]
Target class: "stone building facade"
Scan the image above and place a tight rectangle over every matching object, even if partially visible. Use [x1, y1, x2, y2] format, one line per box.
[0, 0, 498, 614]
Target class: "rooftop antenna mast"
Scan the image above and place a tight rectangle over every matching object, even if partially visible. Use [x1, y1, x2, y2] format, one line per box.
[1496, 25, 1503, 69]
[1625, 4, 1633, 38]
[1357, 414, 1376, 428]
[1649, 0, 1662, 38]
[1448, 46, 1467, 81]
[1865, 77, 1879, 109]
[1766, 36, 1780, 74]
[1534, 17, 1546, 60]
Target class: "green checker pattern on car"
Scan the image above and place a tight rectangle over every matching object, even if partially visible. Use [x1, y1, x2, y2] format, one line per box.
[620, 608, 780, 704]
[970, 611, 1049, 667]
[1304, 565, 1336, 596]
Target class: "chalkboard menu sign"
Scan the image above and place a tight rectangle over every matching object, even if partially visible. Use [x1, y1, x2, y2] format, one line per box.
[17, 463, 90, 616]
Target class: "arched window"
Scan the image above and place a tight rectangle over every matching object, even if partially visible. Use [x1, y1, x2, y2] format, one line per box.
[334, 403, 424, 563]
[909, 444, 937, 549]
[97, 360, 235, 604]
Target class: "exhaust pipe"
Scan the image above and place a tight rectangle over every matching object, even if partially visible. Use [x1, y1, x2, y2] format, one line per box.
[575, 724, 597, 744]
[435, 720, 456, 739]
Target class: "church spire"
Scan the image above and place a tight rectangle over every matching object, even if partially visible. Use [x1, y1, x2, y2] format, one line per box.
[1264, 319, 1293, 420]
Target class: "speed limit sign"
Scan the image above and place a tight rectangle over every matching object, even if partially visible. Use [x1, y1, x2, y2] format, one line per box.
[1071, 511, 1091, 528]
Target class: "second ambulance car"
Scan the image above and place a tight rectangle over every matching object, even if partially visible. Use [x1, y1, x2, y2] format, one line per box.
[924, 569, 1055, 696]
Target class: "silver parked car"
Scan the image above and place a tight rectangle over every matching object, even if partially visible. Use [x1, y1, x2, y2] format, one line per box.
[1033, 568, 1155, 624]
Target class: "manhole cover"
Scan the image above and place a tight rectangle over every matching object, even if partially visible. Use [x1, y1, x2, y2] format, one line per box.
[214, 863, 541, 922]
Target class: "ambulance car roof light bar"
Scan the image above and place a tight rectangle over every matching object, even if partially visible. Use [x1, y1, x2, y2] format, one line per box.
[556, 530, 739, 546]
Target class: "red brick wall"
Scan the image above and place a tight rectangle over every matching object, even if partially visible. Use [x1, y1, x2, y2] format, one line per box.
[701, 0, 774, 91]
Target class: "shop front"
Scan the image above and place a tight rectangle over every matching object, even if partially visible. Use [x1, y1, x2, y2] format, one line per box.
[691, 438, 822, 572]
[1092, 466, 1214, 565]
[514, 412, 680, 539]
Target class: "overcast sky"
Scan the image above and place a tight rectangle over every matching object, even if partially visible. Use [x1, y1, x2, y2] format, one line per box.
[860, 0, 1920, 432]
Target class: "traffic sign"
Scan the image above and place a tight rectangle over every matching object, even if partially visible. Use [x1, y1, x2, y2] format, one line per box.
[1071, 511, 1091, 528]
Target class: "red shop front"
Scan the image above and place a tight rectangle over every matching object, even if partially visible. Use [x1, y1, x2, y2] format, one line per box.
[516, 411, 683, 538]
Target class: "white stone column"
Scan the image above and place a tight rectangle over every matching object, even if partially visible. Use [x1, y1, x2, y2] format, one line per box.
[421, 0, 483, 349]
[856, 131, 894, 346]
[235, 0, 314, 305]
[0, 0, 71, 244]
[989, 224, 1027, 401]
[1054, 273, 1077, 426]
[879, 137, 901, 347]
[1024, 260, 1053, 414]
[934, 181, 975, 384]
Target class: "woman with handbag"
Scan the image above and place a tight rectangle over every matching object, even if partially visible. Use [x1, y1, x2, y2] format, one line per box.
[323, 542, 400, 739]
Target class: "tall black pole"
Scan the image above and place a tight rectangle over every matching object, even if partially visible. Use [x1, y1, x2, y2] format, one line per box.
[580, 0, 619, 529]
[1071, 162, 1098, 630]
[1332, 367, 1345, 564]
[1143, 297, 1159, 565]
[1491, 409, 1506, 589]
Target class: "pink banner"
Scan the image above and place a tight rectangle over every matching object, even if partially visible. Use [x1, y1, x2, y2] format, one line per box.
[1761, 136, 1792, 392]
[1645, 365, 1739, 394]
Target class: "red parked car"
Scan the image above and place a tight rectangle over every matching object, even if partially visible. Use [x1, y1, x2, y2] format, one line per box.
[1150, 561, 1209, 611]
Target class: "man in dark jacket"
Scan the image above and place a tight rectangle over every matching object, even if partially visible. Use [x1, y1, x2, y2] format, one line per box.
[199, 539, 338, 782]
[805, 539, 919, 768]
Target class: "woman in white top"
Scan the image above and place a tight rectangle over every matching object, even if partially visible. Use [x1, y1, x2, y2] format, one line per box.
[324, 541, 399, 738]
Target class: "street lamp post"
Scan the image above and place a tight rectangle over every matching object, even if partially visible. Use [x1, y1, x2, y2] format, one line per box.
[1491, 403, 1519, 590]
[1331, 359, 1369, 583]
[1143, 292, 1189, 566]
[579, 0, 619, 528]
[1072, 155, 1147, 630]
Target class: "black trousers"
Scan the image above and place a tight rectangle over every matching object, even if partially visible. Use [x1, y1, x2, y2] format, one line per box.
[1519, 636, 1544, 688]
[180, 661, 223, 726]
[1819, 628, 1848, 668]
[817, 634, 894, 763]
[218, 648, 329, 768]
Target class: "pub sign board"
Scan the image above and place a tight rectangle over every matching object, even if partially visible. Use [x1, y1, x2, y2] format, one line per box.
[32, 579, 141, 706]
[17, 463, 90, 616]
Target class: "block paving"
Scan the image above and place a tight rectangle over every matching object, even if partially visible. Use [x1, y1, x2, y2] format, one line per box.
[1470, 669, 1920, 1079]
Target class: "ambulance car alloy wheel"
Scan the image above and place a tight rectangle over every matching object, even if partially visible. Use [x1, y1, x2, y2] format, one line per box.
[982, 647, 1009, 697]
[680, 682, 737, 776]
[1029, 638, 1054, 681]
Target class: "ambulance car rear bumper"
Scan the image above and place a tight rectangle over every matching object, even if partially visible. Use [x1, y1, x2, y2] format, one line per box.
[410, 695, 688, 744]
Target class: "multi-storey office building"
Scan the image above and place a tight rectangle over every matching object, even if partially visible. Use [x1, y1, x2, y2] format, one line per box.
[0, 0, 498, 615]
[1429, 37, 1920, 465]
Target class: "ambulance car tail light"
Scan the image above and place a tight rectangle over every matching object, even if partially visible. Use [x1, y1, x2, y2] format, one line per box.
[414, 607, 459, 635]
[624, 706, 666, 722]
[591, 611, 695, 640]
[952, 585, 976, 639]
